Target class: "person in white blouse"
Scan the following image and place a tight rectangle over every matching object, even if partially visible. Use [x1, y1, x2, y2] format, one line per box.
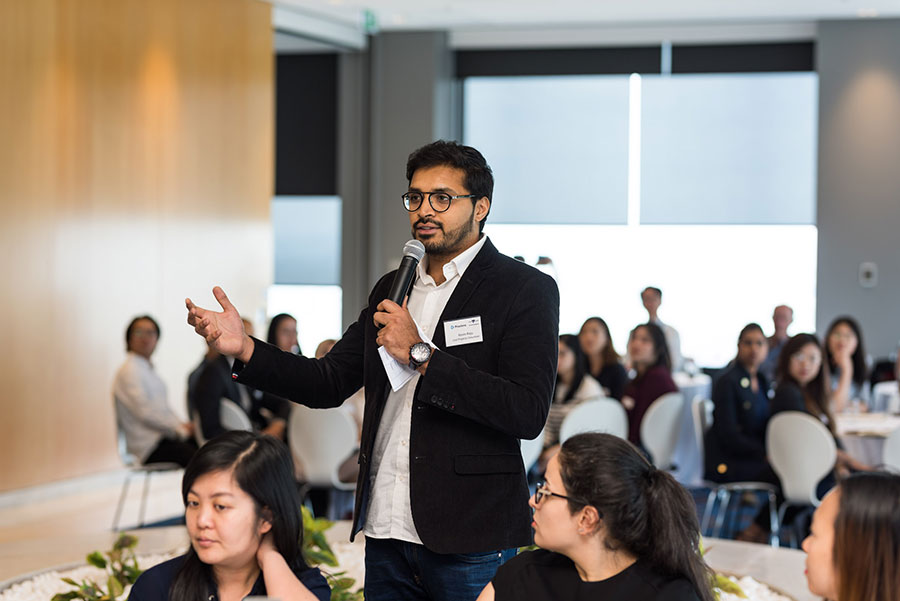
[113, 315, 196, 467]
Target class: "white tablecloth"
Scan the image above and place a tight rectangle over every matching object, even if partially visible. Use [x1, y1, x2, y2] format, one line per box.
[835, 413, 900, 467]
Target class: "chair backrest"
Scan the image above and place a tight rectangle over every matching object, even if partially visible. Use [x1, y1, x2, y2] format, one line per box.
[883, 428, 900, 472]
[690, 396, 713, 459]
[640, 392, 685, 469]
[116, 426, 138, 468]
[520, 428, 545, 473]
[559, 398, 628, 443]
[220, 398, 253, 432]
[767, 411, 837, 506]
[872, 381, 900, 413]
[289, 405, 358, 487]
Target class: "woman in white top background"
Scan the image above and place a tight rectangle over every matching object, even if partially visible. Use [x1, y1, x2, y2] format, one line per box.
[539, 334, 602, 470]
[113, 315, 196, 467]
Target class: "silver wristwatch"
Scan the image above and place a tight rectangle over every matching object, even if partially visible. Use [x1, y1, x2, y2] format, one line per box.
[409, 342, 432, 368]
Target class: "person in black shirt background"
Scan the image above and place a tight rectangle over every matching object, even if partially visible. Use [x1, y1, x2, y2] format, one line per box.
[578, 317, 627, 401]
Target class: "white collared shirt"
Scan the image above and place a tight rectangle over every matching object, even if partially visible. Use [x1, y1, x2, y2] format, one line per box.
[363, 235, 488, 544]
[113, 352, 184, 462]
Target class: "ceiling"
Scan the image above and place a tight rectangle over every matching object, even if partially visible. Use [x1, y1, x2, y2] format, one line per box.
[272, 0, 900, 32]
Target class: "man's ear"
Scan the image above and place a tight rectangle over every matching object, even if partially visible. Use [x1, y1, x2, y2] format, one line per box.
[475, 196, 490, 222]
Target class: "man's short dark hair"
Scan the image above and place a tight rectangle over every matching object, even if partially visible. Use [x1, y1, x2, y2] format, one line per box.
[406, 140, 493, 233]
[642, 286, 662, 299]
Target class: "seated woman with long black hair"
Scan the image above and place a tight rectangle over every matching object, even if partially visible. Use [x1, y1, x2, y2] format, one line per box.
[772, 333, 870, 476]
[824, 316, 871, 413]
[803, 471, 900, 601]
[578, 317, 627, 401]
[130, 431, 330, 601]
[705, 323, 771, 483]
[621, 323, 678, 446]
[478, 433, 714, 601]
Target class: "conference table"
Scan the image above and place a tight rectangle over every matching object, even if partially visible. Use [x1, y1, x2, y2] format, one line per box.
[1, 522, 816, 601]
[835, 412, 900, 467]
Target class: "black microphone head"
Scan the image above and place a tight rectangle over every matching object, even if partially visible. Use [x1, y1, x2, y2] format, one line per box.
[403, 239, 426, 263]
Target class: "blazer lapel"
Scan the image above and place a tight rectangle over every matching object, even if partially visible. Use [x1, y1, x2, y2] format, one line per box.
[432, 239, 498, 348]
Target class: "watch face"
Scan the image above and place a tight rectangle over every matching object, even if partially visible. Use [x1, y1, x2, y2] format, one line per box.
[411, 343, 431, 363]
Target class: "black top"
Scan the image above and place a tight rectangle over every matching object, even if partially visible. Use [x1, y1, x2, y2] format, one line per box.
[129, 554, 331, 601]
[593, 362, 628, 401]
[492, 549, 701, 601]
[704, 363, 771, 483]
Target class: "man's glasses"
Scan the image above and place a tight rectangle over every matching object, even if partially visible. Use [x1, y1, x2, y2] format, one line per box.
[401, 192, 476, 213]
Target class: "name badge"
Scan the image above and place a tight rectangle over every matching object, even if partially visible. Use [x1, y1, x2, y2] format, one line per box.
[444, 316, 484, 347]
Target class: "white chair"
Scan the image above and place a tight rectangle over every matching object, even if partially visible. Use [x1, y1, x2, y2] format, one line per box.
[767, 411, 837, 545]
[872, 381, 900, 413]
[112, 428, 181, 531]
[558, 398, 628, 443]
[883, 428, 900, 472]
[289, 405, 359, 518]
[640, 392, 684, 469]
[220, 398, 253, 432]
[693, 396, 779, 545]
[520, 428, 545, 473]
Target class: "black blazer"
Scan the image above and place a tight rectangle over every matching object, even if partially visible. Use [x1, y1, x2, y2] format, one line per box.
[704, 363, 770, 483]
[234, 239, 560, 554]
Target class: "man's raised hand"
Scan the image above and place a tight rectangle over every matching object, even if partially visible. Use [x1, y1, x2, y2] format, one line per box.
[185, 286, 254, 362]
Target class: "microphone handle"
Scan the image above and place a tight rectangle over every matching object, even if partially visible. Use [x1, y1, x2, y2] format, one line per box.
[386, 255, 419, 305]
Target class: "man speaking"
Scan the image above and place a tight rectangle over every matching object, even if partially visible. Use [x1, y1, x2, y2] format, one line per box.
[186, 141, 559, 601]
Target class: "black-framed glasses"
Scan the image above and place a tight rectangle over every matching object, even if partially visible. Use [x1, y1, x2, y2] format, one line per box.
[533, 481, 588, 506]
[401, 191, 477, 213]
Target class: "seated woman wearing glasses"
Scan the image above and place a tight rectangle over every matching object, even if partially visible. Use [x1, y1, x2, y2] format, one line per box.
[771, 333, 870, 476]
[129, 431, 330, 601]
[477, 433, 714, 601]
[803, 471, 900, 601]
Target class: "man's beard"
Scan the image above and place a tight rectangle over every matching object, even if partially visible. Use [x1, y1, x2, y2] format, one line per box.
[413, 209, 477, 256]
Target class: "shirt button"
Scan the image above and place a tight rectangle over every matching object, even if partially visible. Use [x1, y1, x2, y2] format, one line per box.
[401, 440, 408, 447]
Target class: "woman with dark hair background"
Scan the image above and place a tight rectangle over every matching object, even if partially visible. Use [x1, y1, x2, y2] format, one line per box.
[824, 316, 870, 413]
[803, 471, 900, 601]
[538, 334, 602, 469]
[578, 317, 627, 401]
[129, 431, 330, 601]
[267, 313, 301, 355]
[705, 323, 771, 483]
[478, 433, 714, 601]
[621, 323, 678, 446]
[771, 334, 870, 476]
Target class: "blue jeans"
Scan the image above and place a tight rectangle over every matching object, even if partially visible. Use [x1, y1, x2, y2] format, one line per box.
[364, 537, 517, 601]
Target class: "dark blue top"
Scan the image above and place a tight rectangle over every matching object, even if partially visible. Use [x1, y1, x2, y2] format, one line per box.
[129, 554, 331, 601]
[704, 362, 771, 483]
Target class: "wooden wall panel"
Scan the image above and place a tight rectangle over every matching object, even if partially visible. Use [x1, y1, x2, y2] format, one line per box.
[0, 0, 273, 491]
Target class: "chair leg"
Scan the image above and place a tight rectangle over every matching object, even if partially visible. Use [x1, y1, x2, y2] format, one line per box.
[701, 487, 718, 536]
[112, 472, 133, 532]
[138, 471, 153, 528]
[712, 489, 731, 538]
[767, 490, 780, 548]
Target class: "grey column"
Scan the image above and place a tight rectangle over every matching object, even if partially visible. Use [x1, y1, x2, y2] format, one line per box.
[816, 19, 900, 356]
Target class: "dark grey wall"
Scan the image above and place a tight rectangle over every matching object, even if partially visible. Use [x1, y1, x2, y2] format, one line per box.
[368, 31, 457, 284]
[338, 32, 457, 328]
[817, 19, 900, 357]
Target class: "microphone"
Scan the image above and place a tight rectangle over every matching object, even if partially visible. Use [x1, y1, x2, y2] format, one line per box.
[386, 239, 426, 305]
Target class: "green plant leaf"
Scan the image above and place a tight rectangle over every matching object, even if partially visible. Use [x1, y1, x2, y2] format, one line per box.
[113, 534, 138, 550]
[61, 578, 80, 586]
[714, 574, 747, 599]
[107, 574, 125, 598]
[86, 552, 108, 570]
[304, 549, 338, 567]
[52, 592, 81, 601]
